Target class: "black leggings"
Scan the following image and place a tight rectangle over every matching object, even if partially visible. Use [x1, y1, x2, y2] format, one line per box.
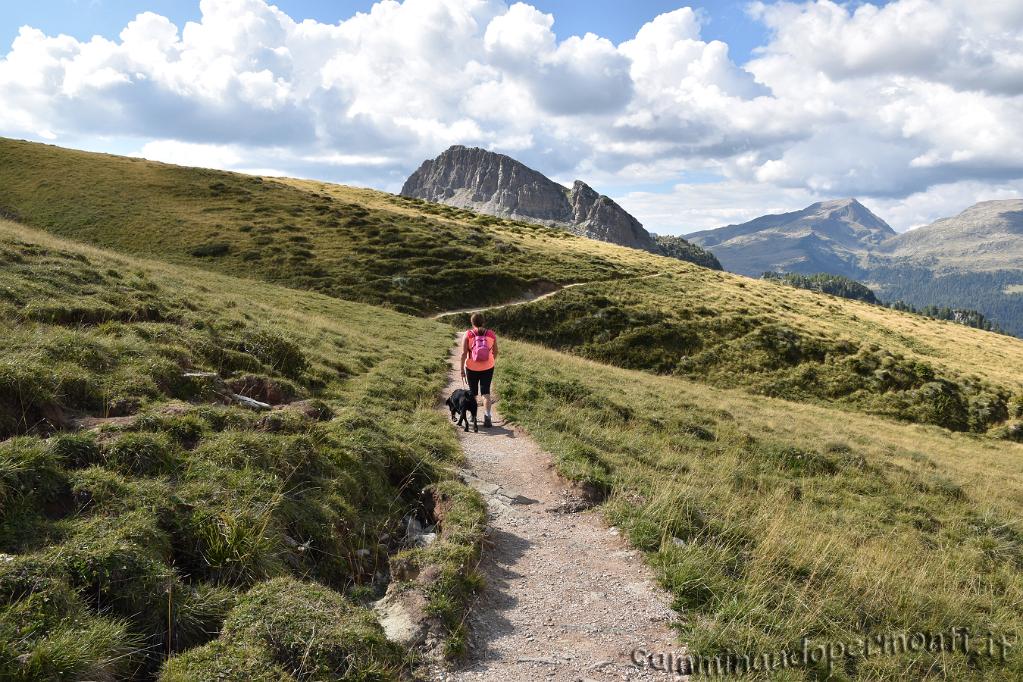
[465, 367, 494, 396]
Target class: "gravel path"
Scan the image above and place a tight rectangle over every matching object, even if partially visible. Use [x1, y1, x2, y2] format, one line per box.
[431, 343, 683, 681]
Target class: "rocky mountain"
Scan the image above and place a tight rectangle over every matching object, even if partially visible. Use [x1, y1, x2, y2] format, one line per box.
[686, 198, 895, 277]
[401, 145, 720, 268]
[688, 198, 1023, 337]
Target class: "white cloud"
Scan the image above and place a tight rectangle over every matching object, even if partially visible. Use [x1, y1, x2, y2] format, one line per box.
[619, 180, 821, 234]
[135, 140, 244, 168]
[0, 0, 1021, 232]
[867, 179, 1023, 232]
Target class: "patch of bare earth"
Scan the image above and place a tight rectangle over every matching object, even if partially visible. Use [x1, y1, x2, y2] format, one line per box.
[431, 343, 683, 681]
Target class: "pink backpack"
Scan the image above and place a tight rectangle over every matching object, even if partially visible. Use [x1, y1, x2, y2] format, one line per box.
[469, 328, 492, 363]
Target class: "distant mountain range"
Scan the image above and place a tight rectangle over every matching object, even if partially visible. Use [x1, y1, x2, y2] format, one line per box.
[400, 146, 1021, 336]
[401, 146, 720, 269]
[688, 198, 1023, 336]
[882, 199, 1023, 271]
[687, 198, 895, 276]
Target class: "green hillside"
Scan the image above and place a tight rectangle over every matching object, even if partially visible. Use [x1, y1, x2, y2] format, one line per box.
[0, 138, 660, 316]
[3, 139, 1023, 681]
[496, 339, 1023, 679]
[0, 220, 483, 679]
[450, 269, 1023, 433]
[3, 138, 1023, 435]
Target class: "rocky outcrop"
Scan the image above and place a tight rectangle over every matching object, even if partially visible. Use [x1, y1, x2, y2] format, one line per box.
[564, 179, 654, 250]
[401, 146, 718, 268]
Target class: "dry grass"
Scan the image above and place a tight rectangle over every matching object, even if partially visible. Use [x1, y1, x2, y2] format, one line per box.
[454, 269, 1023, 432]
[497, 339, 1023, 680]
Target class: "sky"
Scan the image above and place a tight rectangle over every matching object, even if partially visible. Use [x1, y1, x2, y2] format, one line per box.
[1, 0, 1020, 234]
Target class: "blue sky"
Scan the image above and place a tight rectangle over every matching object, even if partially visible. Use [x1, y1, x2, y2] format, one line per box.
[0, 0, 1018, 234]
[0, 0, 769, 62]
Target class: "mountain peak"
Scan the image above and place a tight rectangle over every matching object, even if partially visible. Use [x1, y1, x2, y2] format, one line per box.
[400, 146, 722, 268]
[809, 197, 894, 235]
[401, 147, 658, 251]
[813, 197, 859, 208]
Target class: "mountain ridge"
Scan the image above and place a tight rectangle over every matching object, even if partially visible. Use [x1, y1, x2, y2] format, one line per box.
[883, 198, 1023, 271]
[686, 198, 894, 276]
[401, 145, 720, 268]
[687, 196, 1023, 336]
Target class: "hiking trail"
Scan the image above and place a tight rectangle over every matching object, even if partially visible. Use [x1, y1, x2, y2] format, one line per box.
[430, 273, 665, 320]
[430, 343, 682, 681]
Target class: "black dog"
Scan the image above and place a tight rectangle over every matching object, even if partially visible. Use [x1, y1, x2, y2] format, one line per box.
[445, 389, 478, 433]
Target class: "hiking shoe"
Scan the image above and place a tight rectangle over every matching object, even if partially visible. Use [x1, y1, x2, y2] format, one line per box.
[484, 415, 492, 428]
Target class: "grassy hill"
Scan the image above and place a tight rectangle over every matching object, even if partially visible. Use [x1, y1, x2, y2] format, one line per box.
[450, 268, 1023, 433]
[496, 339, 1023, 679]
[0, 138, 659, 316]
[3, 139, 1023, 680]
[0, 220, 483, 679]
[3, 137, 1023, 435]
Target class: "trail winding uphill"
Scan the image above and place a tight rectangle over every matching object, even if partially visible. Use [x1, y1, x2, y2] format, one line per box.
[430, 273, 665, 321]
[430, 343, 682, 681]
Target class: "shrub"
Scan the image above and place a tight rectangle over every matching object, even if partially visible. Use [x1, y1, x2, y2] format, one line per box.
[0, 362, 57, 438]
[242, 329, 309, 379]
[910, 380, 970, 432]
[0, 555, 62, 605]
[190, 243, 231, 258]
[49, 432, 102, 469]
[55, 511, 175, 625]
[169, 583, 237, 653]
[758, 444, 839, 477]
[0, 616, 138, 682]
[990, 420, 1023, 443]
[181, 508, 285, 587]
[67, 466, 171, 515]
[0, 438, 66, 512]
[218, 577, 404, 679]
[160, 638, 296, 682]
[23, 300, 122, 325]
[103, 432, 177, 476]
[133, 412, 206, 448]
[255, 409, 310, 434]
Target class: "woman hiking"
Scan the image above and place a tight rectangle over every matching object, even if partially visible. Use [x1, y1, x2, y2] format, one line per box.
[460, 312, 498, 428]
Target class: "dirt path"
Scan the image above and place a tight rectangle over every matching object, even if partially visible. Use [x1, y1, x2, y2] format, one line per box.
[430, 273, 664, 321]
[431, 343, 682, 681]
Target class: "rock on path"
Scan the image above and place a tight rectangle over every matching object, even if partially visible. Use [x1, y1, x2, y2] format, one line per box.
[431, 343, 683, 681]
